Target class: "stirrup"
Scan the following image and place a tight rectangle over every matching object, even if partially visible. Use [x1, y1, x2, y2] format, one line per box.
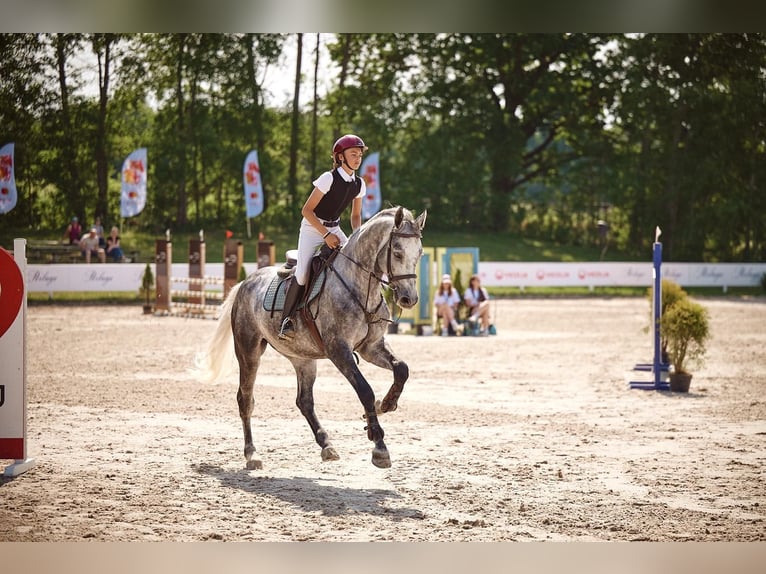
[278, 317, 295, 340]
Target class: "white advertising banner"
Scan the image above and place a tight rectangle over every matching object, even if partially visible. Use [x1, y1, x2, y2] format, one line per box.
[476, 262, 766, 289]
[23, 262, 766, 293]
[25, 263, 227, 293]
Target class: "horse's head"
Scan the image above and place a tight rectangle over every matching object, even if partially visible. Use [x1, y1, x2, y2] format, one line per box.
[380, 206, 427, 309]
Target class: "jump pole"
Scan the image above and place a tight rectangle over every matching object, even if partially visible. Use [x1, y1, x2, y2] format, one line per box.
[154, 236, 172, 312]
[188, 231, 205, 307]
[629, 227, 670, 391]
[154, 233, 242, 316]
[1, 239, 36, 476]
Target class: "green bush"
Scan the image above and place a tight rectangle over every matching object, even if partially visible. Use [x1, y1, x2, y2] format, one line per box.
[647, 279, 689, 360]
[659, 279, 688, 315]
[660, 298, 710, 375]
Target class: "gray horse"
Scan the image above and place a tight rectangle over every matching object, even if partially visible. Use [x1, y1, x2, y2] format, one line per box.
[198, 206, 427, 469]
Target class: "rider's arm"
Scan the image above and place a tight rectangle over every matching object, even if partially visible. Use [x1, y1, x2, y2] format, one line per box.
[350, 197, 362, 231]
[301, 187, 330, 237]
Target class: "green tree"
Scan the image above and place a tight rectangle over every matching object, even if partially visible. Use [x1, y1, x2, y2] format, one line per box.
[0, 34, 50, 228]
[603, 34, 766, 260]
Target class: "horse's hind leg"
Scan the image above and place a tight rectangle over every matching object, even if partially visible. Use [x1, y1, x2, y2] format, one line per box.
[236, 338, 268, 470]
[290, 358, 340, 462]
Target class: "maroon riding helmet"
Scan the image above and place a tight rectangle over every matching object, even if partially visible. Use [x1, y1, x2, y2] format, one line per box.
[332, 134, 368, 161]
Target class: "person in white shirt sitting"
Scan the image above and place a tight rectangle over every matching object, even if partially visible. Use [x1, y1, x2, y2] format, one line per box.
[463, 274, 491, 336]
[79, 227, 106, 263]
[434, 274, 461, 336]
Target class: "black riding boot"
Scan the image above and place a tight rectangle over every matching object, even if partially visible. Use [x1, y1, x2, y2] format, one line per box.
[278, 281, 305, 340]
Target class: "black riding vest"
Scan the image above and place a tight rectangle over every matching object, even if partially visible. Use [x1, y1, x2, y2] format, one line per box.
[313, 169, 362, 222]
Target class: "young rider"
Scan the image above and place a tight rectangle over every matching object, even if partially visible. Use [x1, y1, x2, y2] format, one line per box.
[278, 134, 368, 340]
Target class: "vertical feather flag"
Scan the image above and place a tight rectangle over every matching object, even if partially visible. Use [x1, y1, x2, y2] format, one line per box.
[360, 151, 381, 220]
[0, 143, 17, 215]
[120, 148, 148, 218]
[243, 150, 264, 218]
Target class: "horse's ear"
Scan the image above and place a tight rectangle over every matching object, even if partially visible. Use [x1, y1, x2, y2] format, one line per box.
[416, 209, 427, 231]
[394, 206, 404, 228]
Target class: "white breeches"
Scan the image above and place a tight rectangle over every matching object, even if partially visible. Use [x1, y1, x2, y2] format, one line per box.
[294, 218, 348, 285]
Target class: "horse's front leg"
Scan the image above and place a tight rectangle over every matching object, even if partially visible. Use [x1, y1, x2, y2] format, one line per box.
[357, 337, 409, 414]
[327, 345, 391, 469]
[289, 358, 339, 462]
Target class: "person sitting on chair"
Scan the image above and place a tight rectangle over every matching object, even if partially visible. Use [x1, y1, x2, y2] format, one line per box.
[464, 273, 491, 336]
[105, 226, 125, 262]
[79, 227, 106, 263]
[434, 274, 461, 336]
[63, 216, 82, 244]
[278, 134, 367, 340]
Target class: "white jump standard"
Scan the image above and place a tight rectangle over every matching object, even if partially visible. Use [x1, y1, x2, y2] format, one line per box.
[0, 239, 36, 477]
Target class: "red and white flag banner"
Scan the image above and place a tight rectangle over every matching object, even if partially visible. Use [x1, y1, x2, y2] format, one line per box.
[360, 151, 381, 220]
[120, 148, 147, 218]
[243, 150, 264, 219]
[0, 143, 17, 215]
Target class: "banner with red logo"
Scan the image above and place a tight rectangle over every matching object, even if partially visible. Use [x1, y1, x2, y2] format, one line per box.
[243, 150, 264, 219]
[0, 143, 17, 215]
[120, 148, 148, 218]
[360, 151, 381, 220]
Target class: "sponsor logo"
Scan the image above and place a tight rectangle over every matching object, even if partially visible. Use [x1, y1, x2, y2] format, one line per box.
[87, 271, 114, 286]
[31, 270, 58, 286]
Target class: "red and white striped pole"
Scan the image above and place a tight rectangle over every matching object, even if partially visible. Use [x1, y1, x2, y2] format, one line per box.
[0, 238, 35, 476]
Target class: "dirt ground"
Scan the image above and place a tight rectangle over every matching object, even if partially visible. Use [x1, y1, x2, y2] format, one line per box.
[1, 296, 765, 542]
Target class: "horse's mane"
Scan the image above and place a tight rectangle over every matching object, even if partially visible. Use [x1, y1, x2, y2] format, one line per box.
[362, 206, 419, 230]
[342, 206, 416, 260]
[344, 207, 410, 246]
[367, 206, 401, 221]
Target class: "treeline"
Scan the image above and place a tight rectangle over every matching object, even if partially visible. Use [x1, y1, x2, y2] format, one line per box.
[1, 33, 764, 261]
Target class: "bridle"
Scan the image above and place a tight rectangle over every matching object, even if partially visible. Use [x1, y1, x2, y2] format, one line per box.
[328, 221, 421, 324]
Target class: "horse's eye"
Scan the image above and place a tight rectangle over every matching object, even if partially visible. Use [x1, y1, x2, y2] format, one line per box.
[393, 251, 403, 261]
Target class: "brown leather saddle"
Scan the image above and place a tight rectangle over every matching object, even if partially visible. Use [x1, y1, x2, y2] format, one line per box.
[262, 245, 339, 350]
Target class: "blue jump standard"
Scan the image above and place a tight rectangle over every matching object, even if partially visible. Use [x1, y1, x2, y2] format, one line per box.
[629, 235, 670, 391]
[629, 363, 670, 391]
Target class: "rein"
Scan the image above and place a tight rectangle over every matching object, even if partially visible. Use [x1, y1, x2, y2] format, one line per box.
[329, 224, 421, 325]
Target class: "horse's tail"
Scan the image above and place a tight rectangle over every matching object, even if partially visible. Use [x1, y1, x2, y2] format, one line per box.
[193, 281, 241, 383]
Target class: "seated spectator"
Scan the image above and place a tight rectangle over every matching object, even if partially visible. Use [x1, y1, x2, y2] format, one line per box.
[63, 216, 82, 244]
[105, 226, 125, 262]
[464, 274, 491, 336]
[92, 216, 106, 248]
[79, 227, 106, 263]
[434, 273, 461, 336]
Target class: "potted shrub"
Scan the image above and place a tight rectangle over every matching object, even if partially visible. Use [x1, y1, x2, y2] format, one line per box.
[660, 297, 710, 392]
[140, 263, 154, 314]
[647, 279, 688, 364]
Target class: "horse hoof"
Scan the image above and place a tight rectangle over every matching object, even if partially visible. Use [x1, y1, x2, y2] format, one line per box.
[246, 459, 263, 470]
[379, 398, 398, 413]
[321, 446, 340, 461]
[372, 448, 391, 469]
